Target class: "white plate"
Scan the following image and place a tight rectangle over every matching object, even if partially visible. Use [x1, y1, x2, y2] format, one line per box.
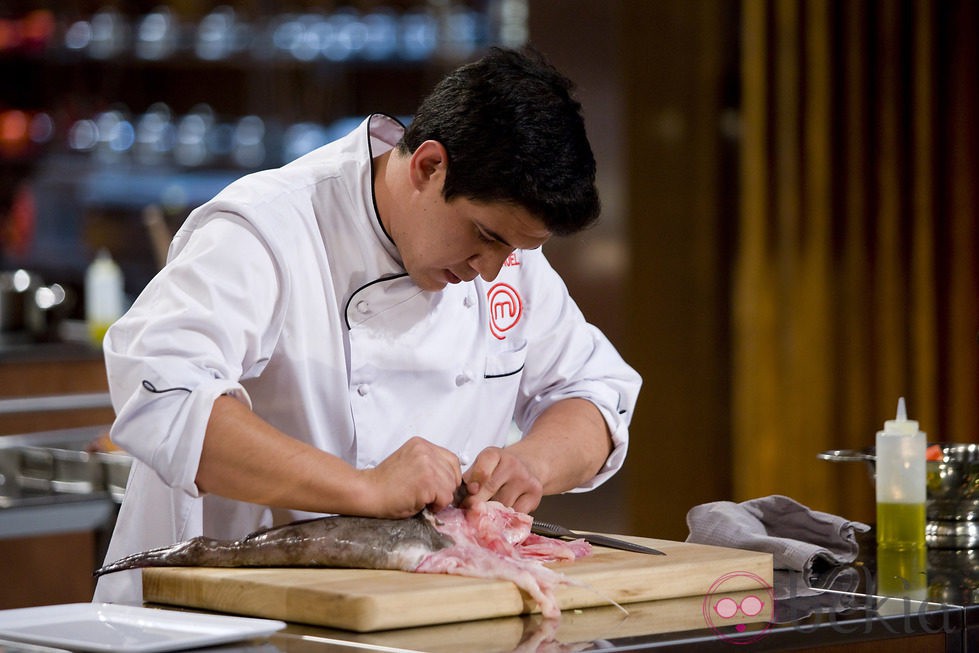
[0, 603, 285, 652]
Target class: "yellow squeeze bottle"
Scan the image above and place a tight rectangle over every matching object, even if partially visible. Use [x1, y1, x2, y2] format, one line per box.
[875, 397, 926, 550]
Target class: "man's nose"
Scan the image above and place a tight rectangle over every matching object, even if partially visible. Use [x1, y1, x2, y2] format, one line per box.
[471, 247, 513, 282]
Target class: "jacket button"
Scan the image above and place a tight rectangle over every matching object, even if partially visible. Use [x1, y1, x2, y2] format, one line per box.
[356, 300, 370, 314]
[463, 295, 473, 308]
[357, 384, 370, 396]
[455, 371, 473, 386]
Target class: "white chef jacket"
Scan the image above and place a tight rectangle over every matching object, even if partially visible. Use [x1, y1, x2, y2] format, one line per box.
[94, 114, 641, 604]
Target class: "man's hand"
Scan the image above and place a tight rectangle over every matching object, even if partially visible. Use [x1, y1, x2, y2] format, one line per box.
[460, 446, 544, 514]
[360, 437, 463, 518]
[458, 398, 613, 515]
[198, 398, 462, 520]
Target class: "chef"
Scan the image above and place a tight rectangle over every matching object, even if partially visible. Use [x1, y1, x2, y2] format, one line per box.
[94, 47, 642, 604]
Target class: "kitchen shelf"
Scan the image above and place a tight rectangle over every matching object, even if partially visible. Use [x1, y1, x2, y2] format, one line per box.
[0, 492, 114, 538]
[0, 424, 116, 539]
[1, 1, 523, 326]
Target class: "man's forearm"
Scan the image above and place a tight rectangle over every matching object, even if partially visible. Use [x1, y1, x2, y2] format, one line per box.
[196, 395, 365, 514]
[509, 397, 613, 494]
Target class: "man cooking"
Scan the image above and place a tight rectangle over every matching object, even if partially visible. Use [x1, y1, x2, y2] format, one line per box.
[94, 47, 641, 604]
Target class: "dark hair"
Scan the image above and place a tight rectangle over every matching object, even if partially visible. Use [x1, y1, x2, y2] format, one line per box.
[398, 47, 600, 236]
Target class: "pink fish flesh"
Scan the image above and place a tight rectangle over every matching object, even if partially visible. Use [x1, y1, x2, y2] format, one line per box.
[419, 501, 592, 619]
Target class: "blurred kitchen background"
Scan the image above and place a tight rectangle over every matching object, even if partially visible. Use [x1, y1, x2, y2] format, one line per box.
[1, 0, 976, 609]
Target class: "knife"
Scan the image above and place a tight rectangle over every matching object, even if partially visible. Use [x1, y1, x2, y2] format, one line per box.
[531, 519, 667, 556]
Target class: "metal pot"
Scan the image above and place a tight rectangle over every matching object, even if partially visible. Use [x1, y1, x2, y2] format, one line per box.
[819, 444, 979, 520]
[0, 269, 42, 332]
[0, 268, 69, 337]
[819, 443, 979, 548]
[17, 444, 104, 494]
[94, 450, 133, 503]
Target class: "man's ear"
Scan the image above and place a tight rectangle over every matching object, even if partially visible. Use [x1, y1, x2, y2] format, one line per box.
[408, 140, 448, 191]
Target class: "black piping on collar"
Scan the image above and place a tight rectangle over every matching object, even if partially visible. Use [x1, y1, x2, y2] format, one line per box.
[343, 272, 410, 330]
[367, 113, 407, 248]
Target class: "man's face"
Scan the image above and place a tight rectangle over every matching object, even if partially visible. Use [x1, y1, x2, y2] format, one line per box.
[390, 154, 552, 291]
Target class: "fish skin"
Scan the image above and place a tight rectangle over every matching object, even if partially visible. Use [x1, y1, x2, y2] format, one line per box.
[94, 512, 455, 577]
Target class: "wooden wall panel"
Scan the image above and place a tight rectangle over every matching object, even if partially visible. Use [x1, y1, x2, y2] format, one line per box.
[0, 357, 113, 435]
[0, 532, 99, 608]
[0, 355, 113, 607]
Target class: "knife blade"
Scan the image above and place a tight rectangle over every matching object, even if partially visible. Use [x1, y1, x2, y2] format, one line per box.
[531, 519, 666, 555]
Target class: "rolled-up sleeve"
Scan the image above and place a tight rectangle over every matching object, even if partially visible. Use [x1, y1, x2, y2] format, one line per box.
[104, 213, 282, 496]
[514, 253, 642, 491]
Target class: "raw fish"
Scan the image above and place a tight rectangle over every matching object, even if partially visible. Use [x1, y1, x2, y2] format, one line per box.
[96, 501, 591, 619]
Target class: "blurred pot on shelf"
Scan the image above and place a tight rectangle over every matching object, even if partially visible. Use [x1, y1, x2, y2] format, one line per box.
[0, 268, 72, 338]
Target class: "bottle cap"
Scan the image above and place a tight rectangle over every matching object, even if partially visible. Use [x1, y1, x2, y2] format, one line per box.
[880, 397, 920, 437]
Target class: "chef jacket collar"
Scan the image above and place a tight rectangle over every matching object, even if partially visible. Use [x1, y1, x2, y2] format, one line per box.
[365, 113, 406, 268]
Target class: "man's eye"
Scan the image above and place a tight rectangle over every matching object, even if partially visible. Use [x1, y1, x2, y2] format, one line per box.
[476, 229, 495, 244]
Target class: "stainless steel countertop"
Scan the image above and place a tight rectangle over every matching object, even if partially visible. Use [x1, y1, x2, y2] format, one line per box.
[0, 393, 112, 415]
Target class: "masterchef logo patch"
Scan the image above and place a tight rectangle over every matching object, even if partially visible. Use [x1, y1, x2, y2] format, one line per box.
[488, 283, 522, 340]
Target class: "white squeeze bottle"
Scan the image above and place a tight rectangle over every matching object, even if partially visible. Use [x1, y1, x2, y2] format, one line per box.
[85, 248, 125, 347]
[875, 397, 926, 550]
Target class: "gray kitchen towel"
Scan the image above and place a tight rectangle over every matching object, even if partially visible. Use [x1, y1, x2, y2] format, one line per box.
[685, 495, 871, 575]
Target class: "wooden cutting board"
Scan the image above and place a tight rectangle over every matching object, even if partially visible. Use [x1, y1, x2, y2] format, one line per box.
[143, 535, 773, 632]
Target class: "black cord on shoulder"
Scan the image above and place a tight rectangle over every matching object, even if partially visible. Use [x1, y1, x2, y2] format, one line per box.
[141, 380, 192, 394]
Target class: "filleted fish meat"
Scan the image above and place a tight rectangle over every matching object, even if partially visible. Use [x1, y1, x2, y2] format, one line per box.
[95, 501, 592, 619]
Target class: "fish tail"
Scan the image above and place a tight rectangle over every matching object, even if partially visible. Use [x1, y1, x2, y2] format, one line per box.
[93, 537, 222, 577]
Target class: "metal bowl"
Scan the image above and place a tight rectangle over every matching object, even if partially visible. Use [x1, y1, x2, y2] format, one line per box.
[10, 442, 133, 504]
[818, 443, 979, 522]
[93, 450, 133, 503]
[17, 444, 104, 494]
